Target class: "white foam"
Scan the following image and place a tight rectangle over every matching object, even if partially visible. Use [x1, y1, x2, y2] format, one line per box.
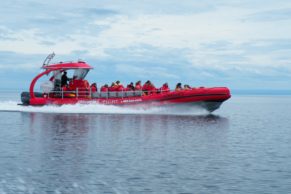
[0, 101, 207, 115]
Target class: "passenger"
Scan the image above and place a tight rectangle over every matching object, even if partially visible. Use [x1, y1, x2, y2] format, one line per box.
[115, 80, 124, 91]
[61, 71, 70, 87]
[126, 82, 135, 91]
[143, 80, 157, 94]
[101, 84, 109, 92]
[149, 81, 157, 94]
[108, 82, 116, 91]
[160, 83, 170, 93]
[184, 84, 191, 90]
[90, 83, 97, 93]
[135, 81, 142, 90]
[175, 83, 183, 91]
[142, 80, 150, 94]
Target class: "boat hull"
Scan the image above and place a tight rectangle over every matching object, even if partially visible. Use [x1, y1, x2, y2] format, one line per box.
[21, 87, 231, 112]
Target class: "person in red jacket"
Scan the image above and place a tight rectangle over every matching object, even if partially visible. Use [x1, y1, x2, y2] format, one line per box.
[108, 82, 116, 91]
[142, 80, 149, 94]
[160, 83, 170, 93]
[149, 81, 157, 93]
[143, 80, 156, 95]
[90, 83, 97, 93]
[135, 81, 142, 90]
[101, 84, 109, 92]
[126, 82, 134, 91]
[115, 80, 124, 91]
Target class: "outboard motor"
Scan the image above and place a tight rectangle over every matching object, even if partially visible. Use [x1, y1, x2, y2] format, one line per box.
[21, 92, 43, 105]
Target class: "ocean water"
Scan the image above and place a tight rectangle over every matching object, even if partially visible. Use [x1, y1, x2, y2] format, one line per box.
[0, 92, 290, 194]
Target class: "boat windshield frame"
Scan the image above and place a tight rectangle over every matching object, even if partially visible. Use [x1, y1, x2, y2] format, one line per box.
[73, 68, 89, 80]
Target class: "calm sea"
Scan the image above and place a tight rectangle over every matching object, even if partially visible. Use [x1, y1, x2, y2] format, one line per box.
[0, 92, 290, 194]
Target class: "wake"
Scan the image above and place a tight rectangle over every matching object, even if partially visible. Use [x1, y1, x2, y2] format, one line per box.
[0, 101, 208, 115]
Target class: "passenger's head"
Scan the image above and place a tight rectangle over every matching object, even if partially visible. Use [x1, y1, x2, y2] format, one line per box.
[164, 83, 168, 86]
[105, 84, 108, 87]
[176, 83, 182, 88]
[64, 71, 67, 75]
[116, 80, 120, 84]
[136, 81, 141, 85]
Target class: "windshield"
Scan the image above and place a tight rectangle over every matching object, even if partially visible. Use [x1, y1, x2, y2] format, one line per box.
[73, 69, 89, 80]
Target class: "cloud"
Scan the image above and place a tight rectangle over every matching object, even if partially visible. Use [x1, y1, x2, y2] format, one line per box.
[0, 0, 291, 90]
[245, 8, 291, 22]
[85, 8, 119, 16]
[115, 64, 179, 79]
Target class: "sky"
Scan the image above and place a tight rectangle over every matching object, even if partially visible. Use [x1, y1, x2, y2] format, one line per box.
[0, 0, 291, 91]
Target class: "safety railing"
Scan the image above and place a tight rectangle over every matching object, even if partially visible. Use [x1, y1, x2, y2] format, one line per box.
[46, 88, 172, 99]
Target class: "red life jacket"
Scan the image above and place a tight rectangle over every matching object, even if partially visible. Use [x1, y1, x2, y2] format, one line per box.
[101, 86, 108, 92]
[160, 84, 170, 92]
[142, 84, 149, 91]
[116, 84, 124, 91]
[91, 86, 97, 92]
[135, 84, 142, 90]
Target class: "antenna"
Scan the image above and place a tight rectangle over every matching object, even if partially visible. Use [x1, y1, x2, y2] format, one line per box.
[42, 52, 55, 67]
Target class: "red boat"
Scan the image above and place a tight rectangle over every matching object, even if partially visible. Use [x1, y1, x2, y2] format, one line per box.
[20, 54, 231, 112]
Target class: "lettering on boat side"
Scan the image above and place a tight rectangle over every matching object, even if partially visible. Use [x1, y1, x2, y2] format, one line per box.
[99, 100, 120, 104]
[98, 99, 142, 104]
[122, 99, 142, 103]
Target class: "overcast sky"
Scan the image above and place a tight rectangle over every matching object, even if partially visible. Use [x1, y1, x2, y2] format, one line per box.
[0, 0, 291, 90]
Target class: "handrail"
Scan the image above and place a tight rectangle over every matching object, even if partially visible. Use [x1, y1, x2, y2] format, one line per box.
[45, 88, 173, 99]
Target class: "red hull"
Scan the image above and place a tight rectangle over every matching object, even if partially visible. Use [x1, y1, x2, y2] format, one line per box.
[26, 87, 231, 112]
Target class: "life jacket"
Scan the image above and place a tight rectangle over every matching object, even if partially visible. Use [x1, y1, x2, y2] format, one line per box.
[142, 84, 149, 91]
[135, 84, 142, 90]
[149, 84, 157, 91]
[101, 86, 108, 92]
[68, 80, 90, 91]
[127, 84, 134, 91]
[116, 84, 124, 91]
[160, 84, 170, 93]
[91, 85, 97, 92]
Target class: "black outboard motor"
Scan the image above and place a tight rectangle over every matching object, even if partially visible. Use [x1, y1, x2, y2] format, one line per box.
[21, 92, 43, 105]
